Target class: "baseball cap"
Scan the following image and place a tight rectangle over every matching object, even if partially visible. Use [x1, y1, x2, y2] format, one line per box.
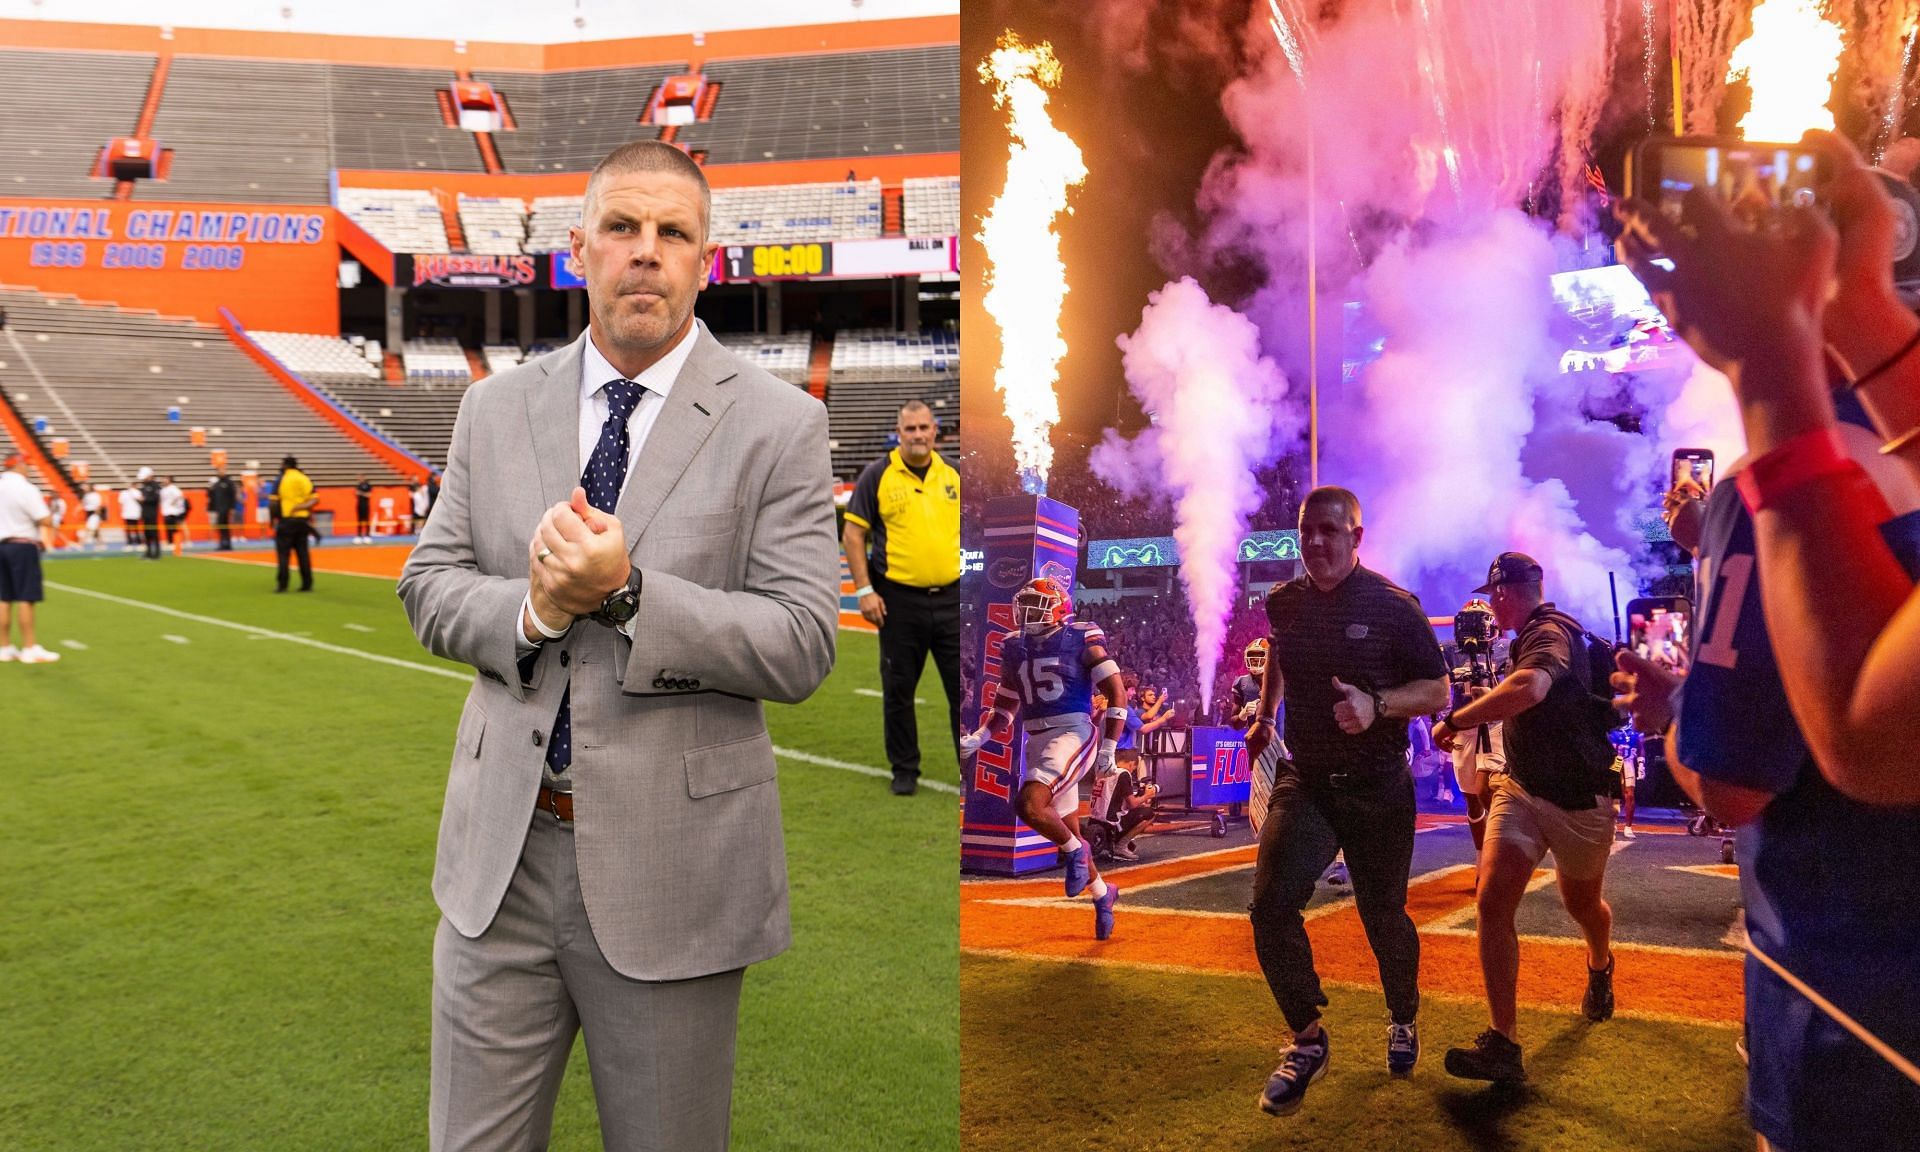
[1473, 551, 1544, 593]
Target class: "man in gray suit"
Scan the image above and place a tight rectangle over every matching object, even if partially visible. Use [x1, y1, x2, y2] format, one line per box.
[399, 140, 838, 1151]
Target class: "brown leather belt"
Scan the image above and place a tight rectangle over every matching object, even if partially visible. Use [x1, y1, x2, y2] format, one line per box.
[536, 784, 574, 822]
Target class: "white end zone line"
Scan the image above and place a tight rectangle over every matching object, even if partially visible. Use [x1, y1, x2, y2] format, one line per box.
[46, 580, 940, 792]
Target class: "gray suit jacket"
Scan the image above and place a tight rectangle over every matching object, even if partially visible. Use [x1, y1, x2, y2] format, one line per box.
[398, 325, 838, 981]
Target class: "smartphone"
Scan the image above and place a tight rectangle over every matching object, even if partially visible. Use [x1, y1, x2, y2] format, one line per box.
[1626, 596, 1693, 672]
[1670, 447, 1714, 490]
[1626, 136, 1831, 224]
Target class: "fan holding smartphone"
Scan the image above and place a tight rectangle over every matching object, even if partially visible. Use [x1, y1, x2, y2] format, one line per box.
[1664, 447, 1714, 555]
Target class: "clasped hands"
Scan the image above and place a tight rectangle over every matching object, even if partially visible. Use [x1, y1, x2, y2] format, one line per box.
[523, 487, 631, 638]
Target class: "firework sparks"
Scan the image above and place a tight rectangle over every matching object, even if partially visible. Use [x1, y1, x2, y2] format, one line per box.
[1727, 0, 1844, 140]
[976, 33, 1086, 495]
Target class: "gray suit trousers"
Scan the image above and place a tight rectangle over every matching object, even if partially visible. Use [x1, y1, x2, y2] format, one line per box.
[430, 814, 744, 1152]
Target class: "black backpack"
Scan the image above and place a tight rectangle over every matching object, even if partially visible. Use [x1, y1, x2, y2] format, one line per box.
[1541, 610, 1627, 735]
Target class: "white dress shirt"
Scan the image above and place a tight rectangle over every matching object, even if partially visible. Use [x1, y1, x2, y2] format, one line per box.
[520, 320, 703, 649]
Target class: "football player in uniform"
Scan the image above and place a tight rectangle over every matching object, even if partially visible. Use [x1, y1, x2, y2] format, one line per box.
[1233, 639, 1270, 726]
[961, 577, 1128, 939]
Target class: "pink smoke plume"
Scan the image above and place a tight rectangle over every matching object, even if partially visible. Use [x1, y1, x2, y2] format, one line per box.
[1095, 277, 1301, 709]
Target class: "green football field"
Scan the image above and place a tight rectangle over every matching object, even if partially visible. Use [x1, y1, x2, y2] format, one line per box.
[0, 552, 959, 1152]
[962, 955, 1750, 1152]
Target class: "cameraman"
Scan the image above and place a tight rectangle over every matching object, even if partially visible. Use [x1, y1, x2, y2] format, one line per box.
[1431, 553, 1619, 1083]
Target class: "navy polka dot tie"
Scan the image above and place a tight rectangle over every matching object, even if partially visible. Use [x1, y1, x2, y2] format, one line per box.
[547, 379, 646, 773]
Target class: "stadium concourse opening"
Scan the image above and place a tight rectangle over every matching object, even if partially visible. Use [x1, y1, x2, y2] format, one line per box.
[0, 7, 962, 1152]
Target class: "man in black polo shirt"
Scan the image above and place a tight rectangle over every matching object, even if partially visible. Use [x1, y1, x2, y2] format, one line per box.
[1431, 552, 1620, 1083]
[1245, 487, 1450, 1115]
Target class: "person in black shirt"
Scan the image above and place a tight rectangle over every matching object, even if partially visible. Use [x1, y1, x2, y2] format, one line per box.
[137, 467, 163, 560]
[353, 475, 372, 543]
[206, 469, 238, 551]
[1245, 487, 1450, 1116]
[1431, 552, 1620, 1083]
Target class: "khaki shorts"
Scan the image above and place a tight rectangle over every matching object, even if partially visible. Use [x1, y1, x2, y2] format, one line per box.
[1485, 776, 1615, 881]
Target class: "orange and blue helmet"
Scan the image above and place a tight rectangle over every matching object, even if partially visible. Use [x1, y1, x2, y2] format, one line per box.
[1013, 576, 1072, 634]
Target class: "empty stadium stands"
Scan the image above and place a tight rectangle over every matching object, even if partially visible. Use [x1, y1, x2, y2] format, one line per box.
[482, 344, 524, 374]
[457, 196, 527, 255]
[329, 65, 485, 173]
[524, 196, 581, 253]
[141, 57, 334, 204]
[305, 375, 466, 468]
[0, 50, 154, 198]
[402, 338, 470, 382]
[824, 328, 957, 479]
[339, 188, 450, 253]
[474, 64, 689, 174]
[830, 328, 957, 380]
[0, 289, 404, 486]
[902, 175, 960, 237]
[715, 332, 811, 388]
[250, 330, 382, 384]
[675, 46, 958, 165]
[713, 181, 883, 244]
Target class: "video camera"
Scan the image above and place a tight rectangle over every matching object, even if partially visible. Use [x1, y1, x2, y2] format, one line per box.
[1448, 599, 1501, 700]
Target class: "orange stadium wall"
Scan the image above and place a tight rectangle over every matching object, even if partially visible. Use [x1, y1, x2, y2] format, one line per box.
[334, 150, 958, 196]
[76, 484, 420, 547]
[0, 16, 955, 72]
[0, 200, 340, 332]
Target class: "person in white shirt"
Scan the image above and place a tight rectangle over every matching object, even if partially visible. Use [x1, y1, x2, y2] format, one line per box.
[0, 455, 59, 663]
[81, 487, 103, 548]
[116, 485, 142, 551]
[410, 480, 430, 534]
[160, 476, 187, 555]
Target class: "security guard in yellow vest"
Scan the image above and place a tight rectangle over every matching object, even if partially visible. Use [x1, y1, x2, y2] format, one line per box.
[842, 401, 961, 795]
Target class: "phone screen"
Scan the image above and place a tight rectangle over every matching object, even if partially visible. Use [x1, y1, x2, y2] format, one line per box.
[1671, 452, 1714, 490]
[1627, 597, 1692, 672]
[1642, 142, 1825, 221]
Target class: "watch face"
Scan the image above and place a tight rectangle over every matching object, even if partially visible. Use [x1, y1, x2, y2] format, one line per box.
[602, 594, 639, 624]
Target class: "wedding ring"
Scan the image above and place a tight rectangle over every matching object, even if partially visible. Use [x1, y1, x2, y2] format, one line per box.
[536, 546, 553, 562]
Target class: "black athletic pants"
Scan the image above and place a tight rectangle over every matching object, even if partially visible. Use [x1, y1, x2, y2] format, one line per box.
[1249, 763, 1421, 1031]
[875, 575, 961, 782]
[275, 517, 312, 591]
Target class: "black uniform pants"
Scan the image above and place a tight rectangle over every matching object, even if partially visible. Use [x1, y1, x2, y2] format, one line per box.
[355, 500, 370, 538]
[214, 509, 233, 550]
[875, 575, 961, 780]
[1249, 764, 1421, 1031]
[141, 516, 161, 559]
[275, 517, 312, 590]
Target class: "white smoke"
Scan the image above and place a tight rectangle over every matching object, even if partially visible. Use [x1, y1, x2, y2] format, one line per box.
[1096, 277, 1302, 702]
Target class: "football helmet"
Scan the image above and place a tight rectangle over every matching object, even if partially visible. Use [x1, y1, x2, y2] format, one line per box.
[1244, 637, 1270, 676]
[1012, 577, 1072, 634]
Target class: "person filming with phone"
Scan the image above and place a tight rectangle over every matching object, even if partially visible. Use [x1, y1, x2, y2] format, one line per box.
[1615, 127, 1920, 1152]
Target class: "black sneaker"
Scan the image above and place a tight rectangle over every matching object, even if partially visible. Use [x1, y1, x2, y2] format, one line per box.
[890, 772, 918, 796]
[1444, 1029, 1526, 1082]
[1583, 953, 1615, 1022]
[1259, 1030, 1330, 1116]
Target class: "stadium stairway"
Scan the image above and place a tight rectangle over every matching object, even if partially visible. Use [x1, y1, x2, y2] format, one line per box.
[0, 379, 80, 510]
[114, 53, 172, 201]
[437, 190, 467, 252]
[807, 334, 833, 401]
[884, 186, 903, 236]
[465, 349, 489, 380]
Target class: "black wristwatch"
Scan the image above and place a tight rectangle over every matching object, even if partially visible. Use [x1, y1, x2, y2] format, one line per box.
[1367, 686, 1389, 721]
[589, 565, 643, 628]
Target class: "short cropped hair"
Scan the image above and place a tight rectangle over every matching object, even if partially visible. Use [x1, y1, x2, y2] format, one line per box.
[1301, 485, 1362, 529]
[585, 141, 712, 240]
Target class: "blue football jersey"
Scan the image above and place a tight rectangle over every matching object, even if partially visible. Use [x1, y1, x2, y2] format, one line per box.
[999, 621, 1104, 721]
[1678, 427, 1920, 1147]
